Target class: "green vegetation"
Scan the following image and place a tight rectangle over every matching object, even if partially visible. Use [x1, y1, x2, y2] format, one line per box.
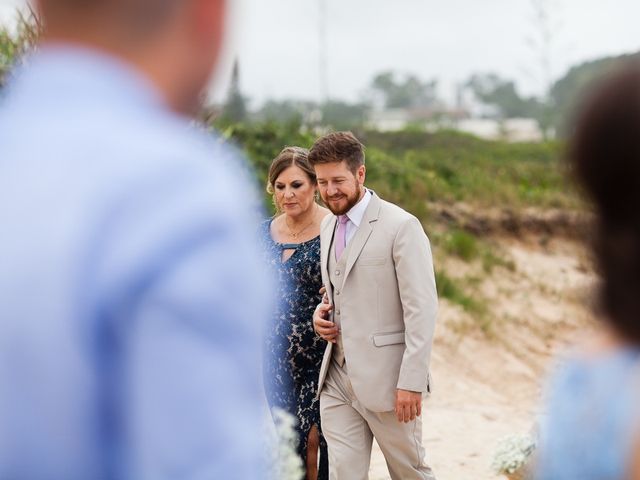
[435, 269, 494, 334]
[437, 229, 515, 273]
[481, 249, 516, 273]
[216, 122, 579, 218]
[0, 9, 39, 89]
[361, 129, 576, 211]
[441, 230, 479, 262]
[551, 52, 640, 136]
[435, 270, 484, 314]
[216, 121, 315, 209]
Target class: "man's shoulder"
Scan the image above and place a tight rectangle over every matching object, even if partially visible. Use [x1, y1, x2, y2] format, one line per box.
[320, 212, 335, 230]
[376, 195, 419, 227]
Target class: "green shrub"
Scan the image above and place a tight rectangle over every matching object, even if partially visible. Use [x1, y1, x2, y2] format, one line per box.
[482, 249, 516, 273]
[213, 122, 580, 220]
[442, 230, 479, 262]
[435, 269, 484, 314]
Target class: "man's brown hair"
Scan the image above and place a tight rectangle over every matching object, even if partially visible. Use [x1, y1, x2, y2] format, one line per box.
[308, 131, 365, 173]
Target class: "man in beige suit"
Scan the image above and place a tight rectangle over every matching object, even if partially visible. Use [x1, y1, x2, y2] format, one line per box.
[310, 132, 438, 479]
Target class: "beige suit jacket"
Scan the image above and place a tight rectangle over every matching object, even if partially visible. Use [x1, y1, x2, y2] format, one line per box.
[317, 191, 438, 412]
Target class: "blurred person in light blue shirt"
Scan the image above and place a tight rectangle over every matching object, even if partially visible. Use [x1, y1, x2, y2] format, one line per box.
[0, 0, 270, 479]
[534, 65, 640, 480]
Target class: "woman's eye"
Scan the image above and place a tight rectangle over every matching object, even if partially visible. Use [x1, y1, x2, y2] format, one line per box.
[275, 185, 284, 190]
[292, 183, 302, 188]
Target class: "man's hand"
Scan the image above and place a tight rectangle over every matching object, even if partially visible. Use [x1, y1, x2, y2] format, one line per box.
[319, 286, 329, 304]
[313, 302, 338, 343]
[395, 389, 422, 423]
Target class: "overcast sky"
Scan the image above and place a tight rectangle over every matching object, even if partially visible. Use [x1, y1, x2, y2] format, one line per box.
[2, 0, 640, 107]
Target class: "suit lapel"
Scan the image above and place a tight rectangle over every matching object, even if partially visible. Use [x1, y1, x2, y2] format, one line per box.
[320, 214, 337, 299]
[343, 192, 381, 280]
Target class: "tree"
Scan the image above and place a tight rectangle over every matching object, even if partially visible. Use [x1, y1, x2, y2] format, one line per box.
[523, 0, 562, 138]
[550, 52, 640, 136]
[369, 71, 438, 109]
[320, 100, 368, 130]
[466, 73, 540, 119]
[257, 100, 306, 125]
[221, 59, 247, 123]
[0, 9, 40, 90]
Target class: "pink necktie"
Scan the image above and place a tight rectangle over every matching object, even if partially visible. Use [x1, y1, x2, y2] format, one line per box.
[335, 215, 349, 260]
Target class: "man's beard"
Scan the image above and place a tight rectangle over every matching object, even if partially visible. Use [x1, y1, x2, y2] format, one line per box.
[324, 181, 363, 216]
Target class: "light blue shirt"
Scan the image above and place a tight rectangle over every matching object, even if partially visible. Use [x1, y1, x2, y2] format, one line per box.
[536, 348, 640, 480]
[0, 46, 270, 480]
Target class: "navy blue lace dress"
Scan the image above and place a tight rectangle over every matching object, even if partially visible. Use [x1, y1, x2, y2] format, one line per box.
[260, 219, 328, 479]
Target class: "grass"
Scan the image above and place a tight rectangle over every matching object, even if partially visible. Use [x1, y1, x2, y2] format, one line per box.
[482, 248, 516, 273]
[361, 129, 578, 213]
[441, 230, 479, 261]
[436, 269, 494, 335]
[433, 229, 516, 275]
[435, 269, 484, 314]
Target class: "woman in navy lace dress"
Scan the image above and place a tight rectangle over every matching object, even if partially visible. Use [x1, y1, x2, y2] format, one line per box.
[261, 147, 330, 480]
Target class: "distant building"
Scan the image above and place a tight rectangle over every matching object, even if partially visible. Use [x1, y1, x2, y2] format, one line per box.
[367, 106, 466, 132]
[455, 118, 543, 142]
[367, 106, 543, 142]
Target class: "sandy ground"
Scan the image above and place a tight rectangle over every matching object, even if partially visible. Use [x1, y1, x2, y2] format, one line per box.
[368, 236, 596, 479]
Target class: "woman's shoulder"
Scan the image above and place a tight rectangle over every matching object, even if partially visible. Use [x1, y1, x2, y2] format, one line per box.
[543, 338, 640, 410]
[259, 217, 277, 242]
[537, 341, 640, 479]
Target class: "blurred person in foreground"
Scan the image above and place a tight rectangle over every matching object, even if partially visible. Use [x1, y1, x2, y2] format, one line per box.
[311, 132, 438, 479]
[535, 65, 640, 480]
[260, 147, 331, 479]
[0, 0, 270, 479]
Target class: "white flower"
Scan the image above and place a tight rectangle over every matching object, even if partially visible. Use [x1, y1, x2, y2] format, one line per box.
[491, 433, 536, 475]
[263, 407, 304, 480]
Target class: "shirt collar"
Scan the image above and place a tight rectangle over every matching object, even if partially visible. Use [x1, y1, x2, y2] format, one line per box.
[344, 188, 372, 228]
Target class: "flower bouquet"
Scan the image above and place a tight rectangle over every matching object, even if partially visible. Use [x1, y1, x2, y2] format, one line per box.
[264, 407, 303, 480]
[491, 433, 536, 480]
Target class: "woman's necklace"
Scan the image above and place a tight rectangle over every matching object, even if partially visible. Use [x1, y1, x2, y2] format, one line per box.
[285, 207, 317, 239]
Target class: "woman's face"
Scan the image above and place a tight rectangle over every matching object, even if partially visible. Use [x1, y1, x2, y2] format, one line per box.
[273, 165, 316, 218]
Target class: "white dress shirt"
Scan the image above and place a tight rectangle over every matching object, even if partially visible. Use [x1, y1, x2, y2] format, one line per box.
[339, 188, 372, 245]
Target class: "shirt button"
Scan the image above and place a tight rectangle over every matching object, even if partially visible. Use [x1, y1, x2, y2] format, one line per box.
[335, 270, 341, 276]
[336, 290, 340, 295]
[336, 310, 341, 315]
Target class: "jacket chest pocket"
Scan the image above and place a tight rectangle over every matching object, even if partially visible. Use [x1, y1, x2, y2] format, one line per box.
[372, 331, 405, 346]
[358, 256, 386, 266]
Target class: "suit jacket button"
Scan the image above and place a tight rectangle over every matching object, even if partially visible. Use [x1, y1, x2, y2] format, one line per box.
[335, 270, 341, 275]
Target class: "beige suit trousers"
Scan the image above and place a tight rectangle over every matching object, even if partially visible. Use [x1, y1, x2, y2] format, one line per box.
[320, 360, 436, 480]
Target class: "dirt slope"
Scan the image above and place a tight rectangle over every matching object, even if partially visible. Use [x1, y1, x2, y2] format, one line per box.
[369, 235, 597, 479]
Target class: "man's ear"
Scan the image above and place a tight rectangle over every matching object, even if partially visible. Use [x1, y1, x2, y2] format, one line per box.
[358, 165, 366, 184]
